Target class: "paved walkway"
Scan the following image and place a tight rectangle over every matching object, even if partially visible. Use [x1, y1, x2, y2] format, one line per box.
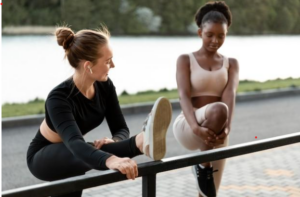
[2, 95, 300, 196]
[83, 143, 300, 197]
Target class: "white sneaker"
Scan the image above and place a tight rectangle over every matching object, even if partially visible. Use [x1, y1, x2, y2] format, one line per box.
[142, 97, 172, 160]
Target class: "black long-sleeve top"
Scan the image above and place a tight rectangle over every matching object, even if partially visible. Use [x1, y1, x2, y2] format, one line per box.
[45, 77, 129, 170]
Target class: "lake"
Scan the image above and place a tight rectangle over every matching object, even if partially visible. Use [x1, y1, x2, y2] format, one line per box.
[2, 35, 300, 104]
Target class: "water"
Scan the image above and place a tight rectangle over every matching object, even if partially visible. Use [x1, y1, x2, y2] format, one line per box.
[2, 35, 300, 104]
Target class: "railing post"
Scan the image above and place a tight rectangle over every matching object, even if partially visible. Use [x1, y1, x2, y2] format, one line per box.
[142, 174, 156, 197]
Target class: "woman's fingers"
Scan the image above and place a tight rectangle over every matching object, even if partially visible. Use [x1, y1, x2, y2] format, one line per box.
[214, 138, 225, 146]
[125, 160, 137, 180]
[94, 140, 99, 148]
[120, 161, 132, 179]
[94, 140, 104, 149]
[207, 135, 216, 142]
[118, 164, 127, 176]
[130, 159, 138, 178]
[135, 164, 138, 177]
[205, 140, 214, 147]
[201, 127, 215, 137]
[94, 138, 115, 149]
[108, 158, 138, 180]
[123, 164, 132, 179]
[104, 138, 115, 144]
[216, 132, 226, 140]
[207, 129, 216, 137]
[203, 128, 217, 143]
[115, 159, 138, 180]
[128, 164, 135, 180]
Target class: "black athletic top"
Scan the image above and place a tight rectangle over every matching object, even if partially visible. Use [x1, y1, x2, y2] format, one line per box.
[45, 77, 129, 170]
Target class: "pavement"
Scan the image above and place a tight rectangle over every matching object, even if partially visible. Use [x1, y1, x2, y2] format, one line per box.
[82, 143, 300, 197]
[2, 94, 300, 196]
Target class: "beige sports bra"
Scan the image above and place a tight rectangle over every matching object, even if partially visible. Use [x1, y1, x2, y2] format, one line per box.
[189, 53, 229, 97]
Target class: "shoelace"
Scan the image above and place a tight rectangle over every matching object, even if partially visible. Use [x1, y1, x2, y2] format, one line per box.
[207, 169, 219, 179]
[196, 167, 219, 179]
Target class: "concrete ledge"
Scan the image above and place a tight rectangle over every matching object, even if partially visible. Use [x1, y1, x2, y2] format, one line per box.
[3, 26, 56, 35]
[2, 87, 300, 129]
[236, 87, 300, 102]
[2, 114, 45, 129]
[121, 100, 181, 115]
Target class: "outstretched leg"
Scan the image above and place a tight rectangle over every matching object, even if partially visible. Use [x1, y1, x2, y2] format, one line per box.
[104, 97, 172, 161]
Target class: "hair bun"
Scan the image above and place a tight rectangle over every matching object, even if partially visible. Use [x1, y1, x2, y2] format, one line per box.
[195, 1, 232, 27]
[55, 27, 75, 50]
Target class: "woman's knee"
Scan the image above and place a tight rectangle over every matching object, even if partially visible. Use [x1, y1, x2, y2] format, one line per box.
[206, 102, 228, 121]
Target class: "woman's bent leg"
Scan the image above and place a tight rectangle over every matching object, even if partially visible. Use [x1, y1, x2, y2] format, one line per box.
[27, 143, 91, 197]
[100, 135, 143, 158]
[27, 131, 142, 197]
[173, 102, 228, 151]
[200, 102, 228, 136]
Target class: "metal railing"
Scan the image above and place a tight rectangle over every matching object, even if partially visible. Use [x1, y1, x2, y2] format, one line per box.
[3, 132, 300, 197]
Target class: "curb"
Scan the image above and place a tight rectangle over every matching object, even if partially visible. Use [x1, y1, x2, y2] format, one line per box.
[235, 87, 300, 102]
[2, 87, 300, 129]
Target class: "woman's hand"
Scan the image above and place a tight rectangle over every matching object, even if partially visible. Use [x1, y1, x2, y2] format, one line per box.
[213, 127, 229, 147]
[105, 156, 138, 180]
[192, 126, 216, 147]
[94, 137, 115, 149]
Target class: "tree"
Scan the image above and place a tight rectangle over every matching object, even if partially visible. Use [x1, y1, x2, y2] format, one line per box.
[61, 0, 93, 30]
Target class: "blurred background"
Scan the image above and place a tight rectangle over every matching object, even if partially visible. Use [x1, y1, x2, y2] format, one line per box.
[2, 0, 300, 107]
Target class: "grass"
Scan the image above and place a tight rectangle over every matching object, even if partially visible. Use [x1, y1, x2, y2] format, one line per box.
[2, 98, 45, 118]
[2, 77, 300, 118]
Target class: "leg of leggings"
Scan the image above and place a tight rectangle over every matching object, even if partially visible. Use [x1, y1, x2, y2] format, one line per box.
[211, 137, 229, 193]
[28, 142, 91, 197]
[29, 142, 91, 181]
[50, 136, 142, 197]
[28, 135, 142, 197]
[100, 135, 143, 158]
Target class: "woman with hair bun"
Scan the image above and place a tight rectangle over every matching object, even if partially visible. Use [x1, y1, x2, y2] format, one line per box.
[26, 26, 172, 197]
[173, 1, 239, 197]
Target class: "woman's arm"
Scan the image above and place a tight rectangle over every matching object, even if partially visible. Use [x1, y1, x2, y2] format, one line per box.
[176, 54, 199, 131]
[221, 58, 240, 134]
[176, 55, 215, 140]
[105, 79, 130, 142]
[46, 93, 113, 170]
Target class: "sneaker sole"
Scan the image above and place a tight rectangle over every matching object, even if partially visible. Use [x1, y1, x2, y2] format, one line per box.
[151, 97, 172, 160]
[191, 166, 208, 197]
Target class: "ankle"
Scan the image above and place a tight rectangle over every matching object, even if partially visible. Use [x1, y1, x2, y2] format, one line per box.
[135, 132, 144, 153]
[200, 162, 212, 168]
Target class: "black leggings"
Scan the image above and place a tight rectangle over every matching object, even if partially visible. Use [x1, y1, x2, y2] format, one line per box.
[27, 130, 142, 197]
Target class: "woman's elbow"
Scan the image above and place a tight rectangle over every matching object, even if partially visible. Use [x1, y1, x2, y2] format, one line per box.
[178, 91, 190, 101]
[222, 90, 236, 100]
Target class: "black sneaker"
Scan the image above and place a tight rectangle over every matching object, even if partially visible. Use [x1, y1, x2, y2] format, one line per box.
[192, 165, 218, 197]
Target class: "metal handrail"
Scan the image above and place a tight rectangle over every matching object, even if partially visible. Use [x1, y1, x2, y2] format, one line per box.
[3, 132, 300, 197]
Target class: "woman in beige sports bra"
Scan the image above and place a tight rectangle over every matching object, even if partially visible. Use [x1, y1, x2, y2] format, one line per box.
[173, 1, 239, 197]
